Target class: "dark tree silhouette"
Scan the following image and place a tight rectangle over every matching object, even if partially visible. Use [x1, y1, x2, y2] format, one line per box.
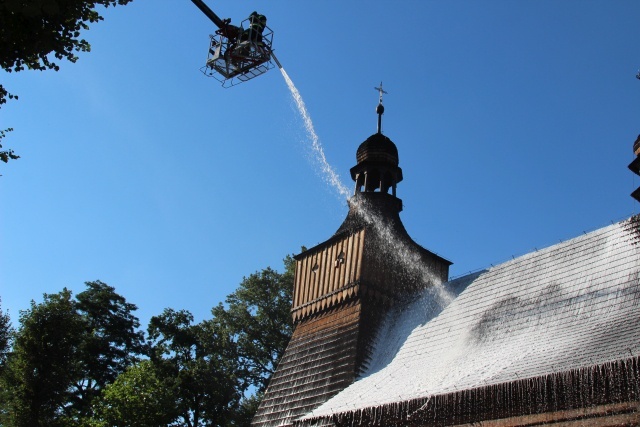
[0, 0, 134, 166]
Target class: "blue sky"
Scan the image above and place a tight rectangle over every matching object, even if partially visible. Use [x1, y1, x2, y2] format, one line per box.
[2, 0, 639, 328]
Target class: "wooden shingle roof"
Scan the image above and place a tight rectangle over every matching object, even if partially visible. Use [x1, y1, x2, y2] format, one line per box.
[300, 216, 640, 425]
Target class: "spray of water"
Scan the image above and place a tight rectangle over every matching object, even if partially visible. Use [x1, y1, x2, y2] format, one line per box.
[352, 196, 454, 306]
[279, 67, 453, 306]
[279, 68, 351, 200]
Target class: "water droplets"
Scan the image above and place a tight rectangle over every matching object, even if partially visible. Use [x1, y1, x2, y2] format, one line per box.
[279, 68, 351, 200]
[279, 68, 454, 307]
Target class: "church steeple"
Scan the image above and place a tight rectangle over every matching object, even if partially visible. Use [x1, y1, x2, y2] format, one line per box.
[349, 84, 403, 197]
[252, 87, 451, 427]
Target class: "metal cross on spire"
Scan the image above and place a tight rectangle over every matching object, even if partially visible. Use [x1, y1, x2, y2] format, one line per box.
[374, 82, 388, 134]
[374, 82, 388, 104]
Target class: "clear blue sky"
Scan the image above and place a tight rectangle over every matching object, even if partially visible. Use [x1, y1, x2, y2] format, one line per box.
[2, 1, 639, 328]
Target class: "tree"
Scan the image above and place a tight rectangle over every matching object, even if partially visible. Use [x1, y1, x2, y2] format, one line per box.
[0, 297, 11, 369]
[0, 282, 145, 427]
[0, 298, 13, 421]
[91, 360, 176, 427]
[148, 309, 242, 427]
[0, 127, 19, 168]
[1, 289, 85, 427]
[69, 281, 146, 421]
[212, 255, 295, 395]
[0, 0, 134, 165]
[230, 394, 262, 427]
[122, 254, 296, 427]
[0, 253, 296, 426]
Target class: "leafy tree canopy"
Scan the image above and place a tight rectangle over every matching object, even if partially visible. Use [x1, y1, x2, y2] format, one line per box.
[0, 0, 134, 166]
[70, 281, 146, 420]
[0, 254, 297, 426]
[148, 308, 242, 427]
[0, 298, 11, 368]
[0, 0, 133, 74]
[0, 282, 145, 427]
[212, 254, 295, 394]
[0, 127, 18, 167]
[91, 360, 176, 427]
[1, 289, 85, 427]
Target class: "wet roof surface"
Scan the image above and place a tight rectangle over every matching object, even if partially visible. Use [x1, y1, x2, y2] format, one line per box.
[302, 216, 640, 420]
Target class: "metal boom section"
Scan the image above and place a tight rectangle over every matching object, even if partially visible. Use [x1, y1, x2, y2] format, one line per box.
[190, 0, 226, 29]
[189, 0, 281, 87]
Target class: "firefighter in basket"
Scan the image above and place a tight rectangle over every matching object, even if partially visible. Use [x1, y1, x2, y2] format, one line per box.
[239, 11, 267, 54]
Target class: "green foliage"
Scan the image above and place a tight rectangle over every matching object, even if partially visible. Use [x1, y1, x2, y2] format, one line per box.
[212, 255, 295, 394]
[0, 282, 144, 427]
[0, 128, 19, 169]
[148, 309, 242, 427]
[0, 298, 11, 368]
[69, 281, 146, 420]
[0, 254, 297, 426]
[0, 297, 14, 419]
[0, 0, 134, 167]
[230, 393, 263, 427]
[1, 289, 85, 427]
[91, 360, 175, 427]
[0, 0, 133, 74]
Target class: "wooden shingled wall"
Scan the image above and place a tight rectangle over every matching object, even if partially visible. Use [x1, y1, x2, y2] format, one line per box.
[252, 302, 362, 427]
[254, 193, 452, 427]
[292, 230, 366, 322]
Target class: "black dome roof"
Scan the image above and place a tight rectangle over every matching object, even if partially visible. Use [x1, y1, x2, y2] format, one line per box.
[356, 133, 399, 165]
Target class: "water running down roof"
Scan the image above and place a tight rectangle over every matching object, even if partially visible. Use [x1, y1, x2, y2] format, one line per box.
[301, 216, 640, 422]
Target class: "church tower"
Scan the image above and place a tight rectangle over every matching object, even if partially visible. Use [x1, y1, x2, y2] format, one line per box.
[252, 87, 451, 427]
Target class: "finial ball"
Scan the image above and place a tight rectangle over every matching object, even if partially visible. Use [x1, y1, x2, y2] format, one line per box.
[376, 103, 385, 115]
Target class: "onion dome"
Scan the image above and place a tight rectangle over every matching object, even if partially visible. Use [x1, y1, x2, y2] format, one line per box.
[356, 133, 399, 166]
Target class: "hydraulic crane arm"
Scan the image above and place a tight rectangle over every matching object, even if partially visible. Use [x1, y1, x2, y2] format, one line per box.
[190, 0, 227, 30]
[192, 0, 280, 87]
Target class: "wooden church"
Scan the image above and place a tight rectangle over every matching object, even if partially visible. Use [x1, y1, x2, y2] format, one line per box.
[252, 93, 640, 427]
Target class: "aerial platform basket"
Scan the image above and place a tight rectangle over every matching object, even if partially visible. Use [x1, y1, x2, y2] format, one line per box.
[200, 19, 276, 88]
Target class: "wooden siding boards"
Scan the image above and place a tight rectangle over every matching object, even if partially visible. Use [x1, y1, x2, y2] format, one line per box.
[300, 256, 308, 307]
[354, 232, 363, 284]
[325, 243, 335, 301]
[290, 216, 441, 323]
[311, 252, 319, 302]
[252, 304, 362, 427]
[291, 230, 366, 323]
[256, 192, 451, 427]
